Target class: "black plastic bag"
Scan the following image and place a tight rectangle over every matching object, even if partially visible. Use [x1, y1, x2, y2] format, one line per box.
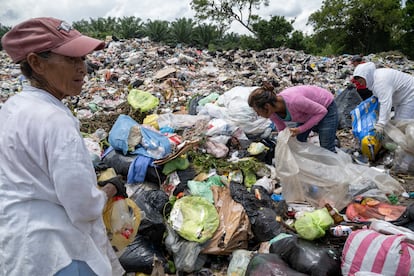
[335, 86, 362, 130]
[172, 166, 198, 196]
[119, 235, 168, 274]
[102, 149, 166, 184]
[392, 202, 414, 231]
[230, 182, 285, 241]
[269, 234, 341, 276]
[230, 182, 288, 218]
[250, 207, 283, 242]
[129, 183, 169, 244]
[246, 253, 308, 276]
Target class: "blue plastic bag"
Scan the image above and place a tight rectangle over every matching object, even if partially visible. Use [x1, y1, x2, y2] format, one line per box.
[131, 126, 171, 159]
[108, 114, 139, 155]
[350, 96, 379, 141]
[108, 115, 171, 159]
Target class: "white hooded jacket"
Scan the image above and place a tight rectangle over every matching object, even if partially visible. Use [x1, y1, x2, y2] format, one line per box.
[353, 62, 414, 125]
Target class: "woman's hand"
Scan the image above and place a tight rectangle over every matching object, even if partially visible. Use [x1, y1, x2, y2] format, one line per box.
[289, 127, 301, 137]
[101, 183, 117, 198]
[97, 176, 128, 198]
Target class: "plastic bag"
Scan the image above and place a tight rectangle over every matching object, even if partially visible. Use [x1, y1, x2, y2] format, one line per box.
[164, 224, 207, 273]
[132, 125, 171, 159]
[162, 155, 190, 175]
[103, 196, 141, 254]
[202, 186, 251, 255]
[385, 119, 414, 173]
[269, 234, 342, 275]
[129, 183, 169, 244]
[245, 253, 308, 276]
[250, 207, 283, 242]
[157, 113, 210, 131]
[198, 86, 273, 136]
[229, 182, 287, 242]
[108, 114, 139, 155]
[335, 86, 363, 130]
[294, 208, 334, 240]
[119, 235, 168, 274]
[227, 249, 253, 276]
[345, 200, 406, 222]
[275, 129, 405, 211]
[350, 96, 379, 141]
[168, 196, 219, 243]
[385, 119, 414, 154]
[187, 175, 225, 203]
[247, 142, 268, 155]
[350, 96, 381, 160]
[205, 138, 229, 158]
[275, 128, 352, 210]
[143, 113, 159, 129]
[127, 89, 159, 112]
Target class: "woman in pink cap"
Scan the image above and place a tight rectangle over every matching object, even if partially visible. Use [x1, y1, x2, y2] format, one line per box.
[0, 17, 124, 276]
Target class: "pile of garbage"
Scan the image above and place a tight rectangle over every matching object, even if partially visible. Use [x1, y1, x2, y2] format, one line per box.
[1, 38, 414, 275]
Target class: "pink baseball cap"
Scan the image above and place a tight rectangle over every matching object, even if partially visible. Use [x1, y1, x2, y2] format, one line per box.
[1, 17, 105, 63]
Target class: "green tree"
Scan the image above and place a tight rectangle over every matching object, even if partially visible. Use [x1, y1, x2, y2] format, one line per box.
[219, 32, 242, 50]
[144, 20, 170, 42]
[170, 18, 196, 45]
[193, 23, 221, 48]
[0, 23, 11, 50]
[72, 19, 92, 36]
[308, 0, 403, 55]
[286, 30, 307, 51]
[252, 15, 294, 49]
[116, 16, 144, 39]
[400, 0, 414, 58]
[78, 17, 118, 39]
[239, 34, 261, 50]
[190, 0, 269, 36]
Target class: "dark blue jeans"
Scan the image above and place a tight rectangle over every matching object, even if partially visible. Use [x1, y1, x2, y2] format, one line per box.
[297, 101, 339, 152]
[55, 260, 97, 276]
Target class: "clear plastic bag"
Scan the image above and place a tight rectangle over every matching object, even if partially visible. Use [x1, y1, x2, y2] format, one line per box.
[103, 196, 141, 254]
[275, 129, 405, 211]
[385, 119, 414, 173]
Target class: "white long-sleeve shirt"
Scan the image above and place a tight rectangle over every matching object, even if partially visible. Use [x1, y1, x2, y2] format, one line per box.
[353, 62, 414, 125]
[0, 86, 123, 276]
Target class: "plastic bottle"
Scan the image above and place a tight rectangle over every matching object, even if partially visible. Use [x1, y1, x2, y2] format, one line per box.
[325, 203, 344, 225]
[330, 225, 353, 237]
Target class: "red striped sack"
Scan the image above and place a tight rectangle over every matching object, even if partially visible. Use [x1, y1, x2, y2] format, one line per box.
[341, 229, 414, 276]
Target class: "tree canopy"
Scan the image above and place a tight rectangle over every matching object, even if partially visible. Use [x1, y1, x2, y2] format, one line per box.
[308, 0, 403, 55]
[1, 0, 414, 58]
[190, 0, 269, 36]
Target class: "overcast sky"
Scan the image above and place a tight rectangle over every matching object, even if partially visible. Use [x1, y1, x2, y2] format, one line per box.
[0, 0, 323, 35]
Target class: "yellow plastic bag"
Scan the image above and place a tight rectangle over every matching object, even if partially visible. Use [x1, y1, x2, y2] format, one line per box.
[143, 114, 159, 129]
[103, 196, 141, 254]
[361, 135, 381, 161]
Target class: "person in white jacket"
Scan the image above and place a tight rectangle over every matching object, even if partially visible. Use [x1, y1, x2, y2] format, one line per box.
[0, 17, 125, 276]
[353, 62, 414, 139]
